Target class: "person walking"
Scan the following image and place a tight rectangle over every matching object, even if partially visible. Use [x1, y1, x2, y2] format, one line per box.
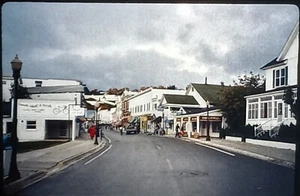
[175, 124, 180, 138]
[120, 126, 123, 135]
[89, 125, 96, 139]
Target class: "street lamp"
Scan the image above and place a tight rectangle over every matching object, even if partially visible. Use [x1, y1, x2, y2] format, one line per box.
[9, 55, 22, 182]
[206, 100, 211, 141]
[94, 102, 100, 145]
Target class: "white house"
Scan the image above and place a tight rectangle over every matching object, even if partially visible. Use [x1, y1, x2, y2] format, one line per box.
[2, 76, 85, 141]
[245, 20, 298, 138]
[159, 82, 227, 137]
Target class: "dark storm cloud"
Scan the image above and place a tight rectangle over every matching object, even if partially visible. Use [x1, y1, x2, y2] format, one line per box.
[2, 3, 299, 90]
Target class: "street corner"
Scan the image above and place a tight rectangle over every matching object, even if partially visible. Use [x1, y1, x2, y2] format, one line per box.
[4, 170, 47, 196]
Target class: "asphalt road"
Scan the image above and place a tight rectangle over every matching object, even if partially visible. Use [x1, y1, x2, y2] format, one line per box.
[18, 130, 294, 196]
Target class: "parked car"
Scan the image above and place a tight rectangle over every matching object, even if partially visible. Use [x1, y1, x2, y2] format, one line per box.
[125, 124, 138, 135]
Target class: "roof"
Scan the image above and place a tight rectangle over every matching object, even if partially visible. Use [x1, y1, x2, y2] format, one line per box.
[245, 84, 297, 97]
[261, 20, 298, 70]
[164, 94, 199, 105]
[260, 57, 286, 70]
[191, 83, 229, 105]
[26, 85, 84, 94]
[182, 106, 218, 115]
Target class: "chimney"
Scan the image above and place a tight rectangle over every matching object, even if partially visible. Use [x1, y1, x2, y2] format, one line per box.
[205, 77, 207, 85]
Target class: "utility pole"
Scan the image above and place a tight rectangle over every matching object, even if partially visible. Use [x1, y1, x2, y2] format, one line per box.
[294, 43, 300, 196]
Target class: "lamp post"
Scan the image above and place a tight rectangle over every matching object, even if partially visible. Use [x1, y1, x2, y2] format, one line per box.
[9, 55, 22, 182]
[206, 100, 211, 141]
[94, 102, 100, 145]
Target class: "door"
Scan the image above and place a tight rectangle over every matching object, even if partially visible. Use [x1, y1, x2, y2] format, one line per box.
[278, 103, 283, 122]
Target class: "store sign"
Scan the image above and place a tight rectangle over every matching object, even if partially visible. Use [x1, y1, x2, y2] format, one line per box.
[183, 117, 189, 122]
[200, 116, 222, 122]
[190, 117, 197, 122]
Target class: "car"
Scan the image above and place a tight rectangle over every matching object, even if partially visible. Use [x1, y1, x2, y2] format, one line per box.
[125, 125, 138, 135]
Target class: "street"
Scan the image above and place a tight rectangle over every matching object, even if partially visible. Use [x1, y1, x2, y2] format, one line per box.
[18, 130, 294, 196]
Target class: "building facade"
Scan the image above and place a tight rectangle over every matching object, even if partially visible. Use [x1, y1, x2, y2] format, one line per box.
[2, 76, 85, 141]
[245, 20, 298, 138]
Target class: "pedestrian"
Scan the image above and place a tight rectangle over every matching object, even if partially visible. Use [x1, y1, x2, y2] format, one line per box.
[120, 126, 123, 135]
[175, 124, 180, 138]
[89, 125, 96, 139]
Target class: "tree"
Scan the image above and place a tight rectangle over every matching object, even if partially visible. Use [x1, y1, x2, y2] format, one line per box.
[217, 72, 265, 132]
[283, 87, 297, 120]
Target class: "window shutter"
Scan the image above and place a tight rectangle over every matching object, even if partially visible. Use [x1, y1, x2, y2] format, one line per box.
[273, 70, 275, 88]
[285, 66, 288, 85]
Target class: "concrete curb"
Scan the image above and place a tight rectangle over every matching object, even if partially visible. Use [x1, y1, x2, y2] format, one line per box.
[163, 135, 295, 169]
[195, 140, 295, 169]
[4, 139, 107, 195]
[4, 171, 47, 195]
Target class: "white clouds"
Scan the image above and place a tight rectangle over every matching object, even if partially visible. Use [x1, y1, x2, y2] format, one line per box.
[2, 3, 298, 90]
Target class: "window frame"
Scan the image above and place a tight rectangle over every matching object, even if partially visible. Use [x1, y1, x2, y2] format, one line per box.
[26, 121, 37, 130]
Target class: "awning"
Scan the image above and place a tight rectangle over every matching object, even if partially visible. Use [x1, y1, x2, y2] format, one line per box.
[130, 117, 139, 124]
[164, 119, 173, 124]
[152, 116, 162, 123]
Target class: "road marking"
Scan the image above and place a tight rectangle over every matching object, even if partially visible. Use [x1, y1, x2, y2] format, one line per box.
[84, 144, 112, 165]
[156, 145, 161, 150]
[195, 142, 235, 157]
[105, 135, 112, 144]
[166, 159, 173, 170]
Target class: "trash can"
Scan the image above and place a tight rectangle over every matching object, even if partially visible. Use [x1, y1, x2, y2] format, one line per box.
[3, 134, 12, 177]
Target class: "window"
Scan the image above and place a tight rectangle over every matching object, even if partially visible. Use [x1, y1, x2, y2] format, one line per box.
[3, 81, 6, 84]
[260, 102, 272, 118]
[273, 67, 288, 88]
[35, 80, 42, 87]
[140, 105, 142, 112]
[284, 103, 288, 118]
[248, 103, 258, 119]
[154, 104, 157, 110]
[192, 87, 194, 92]
[274, 101, 277, 118]
[26, 121, 37, 129]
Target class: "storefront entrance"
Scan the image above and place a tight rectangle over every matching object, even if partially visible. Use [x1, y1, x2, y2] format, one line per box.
[45, 120, 71, 139]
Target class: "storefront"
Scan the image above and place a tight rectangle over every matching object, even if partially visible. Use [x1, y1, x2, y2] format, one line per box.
[173, 109, 224, 138]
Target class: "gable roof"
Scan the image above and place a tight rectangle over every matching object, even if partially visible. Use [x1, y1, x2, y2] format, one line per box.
[277, 20, 299, 61]
[26, 85, 84, 94]
[260, 57, 287, 70]
[163, 94, 199, 105]
[261, 20, 298, 70]
[181, 106, 218, 115]
[191, 83, 229, 105]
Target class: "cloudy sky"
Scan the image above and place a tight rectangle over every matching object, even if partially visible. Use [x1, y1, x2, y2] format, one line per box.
[2, 2, 299, 91]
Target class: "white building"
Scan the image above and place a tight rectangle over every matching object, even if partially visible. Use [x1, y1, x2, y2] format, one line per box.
[160, 83, 227, 137]
[2, 76, 83, 102]
[83, 94, 118, 124]
[245, 20, 298, 138]
[127, 87, 186, 132]
[2, 76, 85, 141]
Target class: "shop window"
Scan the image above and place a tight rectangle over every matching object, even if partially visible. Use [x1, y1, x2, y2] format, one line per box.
[26, 121, 37, 130]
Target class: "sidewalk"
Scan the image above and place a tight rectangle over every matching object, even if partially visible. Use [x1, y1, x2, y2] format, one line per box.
[164, 134, 295, 169]
[4, 132, 106, 195]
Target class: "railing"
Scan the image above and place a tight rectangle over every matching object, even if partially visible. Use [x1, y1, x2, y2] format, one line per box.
[268, 119, 288, 138]
[254, 118, 273, 137]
